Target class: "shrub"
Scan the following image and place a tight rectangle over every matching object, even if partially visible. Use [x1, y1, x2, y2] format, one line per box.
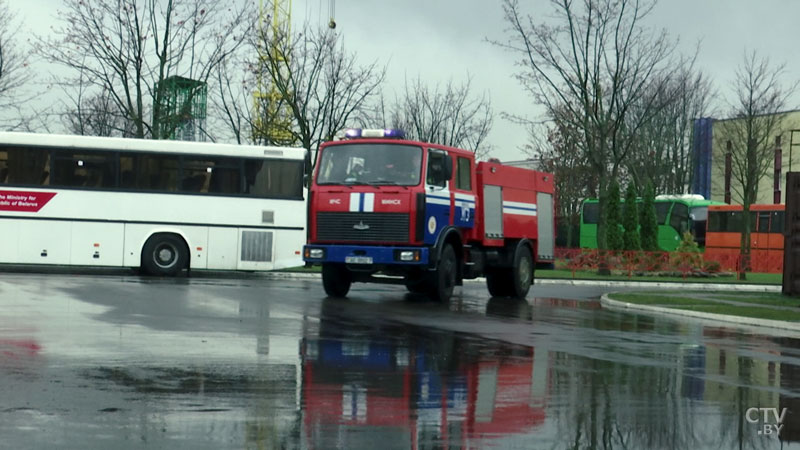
[605, 180, 624, 251]
[622, 183, 641, 250]
[640, 182, 658, 251]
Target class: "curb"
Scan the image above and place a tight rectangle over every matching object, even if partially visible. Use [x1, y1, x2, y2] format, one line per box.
[536, 278, 780, 292]
[262, 272, 781, 292]
[600, 293, 800, 334]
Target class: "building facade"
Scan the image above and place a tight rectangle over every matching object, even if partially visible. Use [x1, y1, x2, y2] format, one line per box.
[695, 110, 800, 205]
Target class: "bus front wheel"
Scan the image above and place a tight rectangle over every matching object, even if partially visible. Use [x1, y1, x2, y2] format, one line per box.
[142, 234, 188, 276]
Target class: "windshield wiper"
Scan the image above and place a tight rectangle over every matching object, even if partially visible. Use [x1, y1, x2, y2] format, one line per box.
[367, 180, 408, 189]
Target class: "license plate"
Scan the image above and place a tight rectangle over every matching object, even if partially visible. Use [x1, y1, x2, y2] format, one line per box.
[345, 256, 373, 264]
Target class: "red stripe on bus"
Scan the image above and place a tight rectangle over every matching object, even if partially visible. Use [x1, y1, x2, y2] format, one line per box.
[0, 190, 56, 212]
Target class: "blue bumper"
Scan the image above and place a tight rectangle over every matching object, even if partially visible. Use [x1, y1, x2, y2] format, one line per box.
[303, 244, 430, 265]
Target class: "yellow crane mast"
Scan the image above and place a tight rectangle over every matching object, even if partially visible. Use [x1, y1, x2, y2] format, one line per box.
[252, 0, 294, 145]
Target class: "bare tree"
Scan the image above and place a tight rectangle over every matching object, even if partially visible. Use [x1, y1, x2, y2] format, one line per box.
[386, 76, 493, 158]
[39, 0, 254, 139]
[494, 0, 681, 249]
[0, 0, 33, 128]
[212, 55, 257, 145]
[718, 51, 794, 279]
[526, 111, 594, 247]
[627, 65, 714, 195]
[216, 23, 384, 172]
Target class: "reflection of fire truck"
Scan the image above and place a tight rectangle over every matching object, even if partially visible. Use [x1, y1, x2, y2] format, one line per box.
[300, 324, 548, 448]
[303, 129, 556, 302]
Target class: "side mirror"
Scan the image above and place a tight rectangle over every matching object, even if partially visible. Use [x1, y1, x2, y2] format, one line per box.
[443, 155, 453, 181]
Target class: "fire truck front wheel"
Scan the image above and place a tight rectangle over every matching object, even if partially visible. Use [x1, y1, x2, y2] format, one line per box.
[322, 263, 352, 297]
[429, 244, 456, 303]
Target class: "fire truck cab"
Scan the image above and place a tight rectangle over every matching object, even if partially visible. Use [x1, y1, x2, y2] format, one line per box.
[303, 129, 555, 302]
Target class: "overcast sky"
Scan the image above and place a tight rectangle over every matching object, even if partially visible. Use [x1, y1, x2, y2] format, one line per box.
[15, 0, 800, 161]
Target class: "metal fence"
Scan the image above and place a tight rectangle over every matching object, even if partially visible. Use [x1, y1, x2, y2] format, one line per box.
[553, 248, 782, 277]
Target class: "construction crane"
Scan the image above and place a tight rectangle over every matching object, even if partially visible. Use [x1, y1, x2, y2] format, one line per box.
[252, 0, 294, 145]
[252, 0, 336, 144]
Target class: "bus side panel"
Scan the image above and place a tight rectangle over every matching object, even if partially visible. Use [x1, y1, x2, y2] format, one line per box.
[70, 222, 124, 266]
[579, 224, 597, 249]
[18, 220, 72, 264]
[207, 227, 239, 270]
[272, 229, 305, 270]
[123, 224, 209, 269]
[237, 229, 275, 271]
[656, 225, 680, 252]
[0, 219, 20, 263]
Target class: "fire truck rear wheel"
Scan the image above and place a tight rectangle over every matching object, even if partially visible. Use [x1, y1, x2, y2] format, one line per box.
[485, 269, 512, 297]
[510, 244, 534, 298]
[322, 263, 351, 297]
[429, 244, 456, 303]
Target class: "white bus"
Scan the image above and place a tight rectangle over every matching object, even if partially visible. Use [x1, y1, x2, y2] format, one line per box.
[0, 132, 307, 275]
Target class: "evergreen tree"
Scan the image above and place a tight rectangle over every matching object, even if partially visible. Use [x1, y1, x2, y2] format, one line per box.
[605, 180, 624, 250]
[640, 181, 658, 251]
[623, 183, 641, 250]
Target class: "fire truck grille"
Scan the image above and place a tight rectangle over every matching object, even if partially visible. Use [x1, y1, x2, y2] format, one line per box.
[316, 212, 410, 242]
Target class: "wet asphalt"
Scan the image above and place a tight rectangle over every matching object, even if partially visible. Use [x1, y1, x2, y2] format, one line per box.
[1, 272, 800, 449]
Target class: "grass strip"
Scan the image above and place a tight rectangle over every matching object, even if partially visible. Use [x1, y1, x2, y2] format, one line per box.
[609, 292, 800, 322]
[541, 269, 780, 285]
[667, 305, 800, 322]
[709, 293, 800, 308]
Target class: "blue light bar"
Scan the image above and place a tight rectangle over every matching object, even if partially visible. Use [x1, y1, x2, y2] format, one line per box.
[344, 128, 362, 138]
[342, 128, 405, 139]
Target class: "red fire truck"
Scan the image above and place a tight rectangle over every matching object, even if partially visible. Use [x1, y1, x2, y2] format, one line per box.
[303, 129, 555, 302]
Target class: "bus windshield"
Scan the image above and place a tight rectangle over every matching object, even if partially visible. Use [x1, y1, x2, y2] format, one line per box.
[316, 144, 422, 186]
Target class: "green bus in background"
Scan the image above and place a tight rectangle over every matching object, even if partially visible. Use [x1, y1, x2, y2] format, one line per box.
[579, 195, 726, 251]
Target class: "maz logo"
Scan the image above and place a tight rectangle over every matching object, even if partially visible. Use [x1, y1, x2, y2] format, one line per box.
[381, 199, 401, 205]
[353, 221, 370, 231]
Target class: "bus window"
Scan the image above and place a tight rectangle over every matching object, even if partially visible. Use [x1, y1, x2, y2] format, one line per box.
[757, 212, 771, 233]
[180, 158, 241, 194]
[245, 159, 304, 199]
[669, 202, 689, 235]
[208, 164, 242, 195]
[655, 202, 672, 225]
[582, 203, 599, 224]
[180, 159, 212, 192]
[120, 154, 179, 192]
[52, 151, 116, 188]
[771, 211, 785, 233]
[725, 212, 742, 232]
[1, 146, 50, 186]
[689, 206, 708, 222]
[708, 211, 725, 232]
[717, 211, 756, 232]
[0, 148, 7, 183]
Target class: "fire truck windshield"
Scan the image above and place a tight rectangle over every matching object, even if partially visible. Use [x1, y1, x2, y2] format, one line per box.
[316, 143, 422, 186]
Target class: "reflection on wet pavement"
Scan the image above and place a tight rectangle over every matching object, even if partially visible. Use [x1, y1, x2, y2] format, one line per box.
[1, 274, 800, 448]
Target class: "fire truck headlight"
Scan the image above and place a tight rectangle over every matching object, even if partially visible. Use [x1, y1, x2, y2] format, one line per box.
[305, 248, 325, 259]
[399, 251, 418, 262]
